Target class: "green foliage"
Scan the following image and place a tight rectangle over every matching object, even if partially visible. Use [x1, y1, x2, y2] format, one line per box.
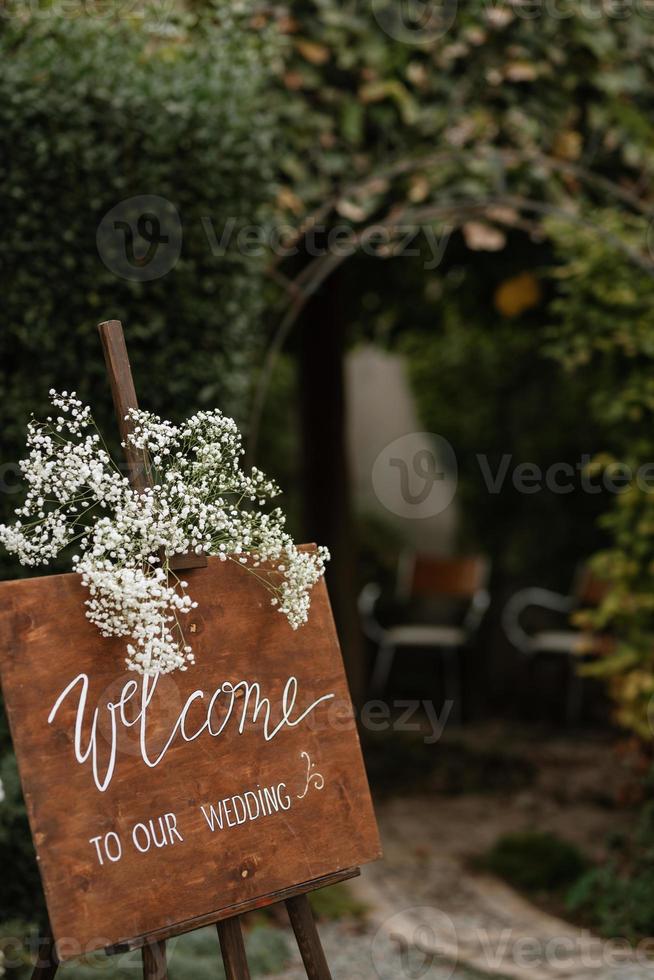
[482, 831, 588, 893]
[567, 800, 654, 942]
[271, 1, 654, 232]
[392, 254, 608, 580]
[567, 864, 654, 944]
[482, 823, 654, 943]
[546, 218, 654, 737]
[0, 720, 44, 924]
[308, 883, 367, 921]
[0, 920, 36, 978]
[2, 923, 290, 979]
[0, 6, 280, 582]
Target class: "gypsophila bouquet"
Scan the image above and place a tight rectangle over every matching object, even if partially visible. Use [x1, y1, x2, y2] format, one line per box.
[0, 392, 329, 676]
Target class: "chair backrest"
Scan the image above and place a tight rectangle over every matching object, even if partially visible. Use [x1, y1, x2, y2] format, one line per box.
[396, 552, 489, 601]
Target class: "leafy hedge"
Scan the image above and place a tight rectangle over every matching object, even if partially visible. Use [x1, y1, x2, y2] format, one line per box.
[567, 798, 654, 942]
[267, 0, 654, 229]
[0, 7, 279, 578]
[546, 216, 654, 739]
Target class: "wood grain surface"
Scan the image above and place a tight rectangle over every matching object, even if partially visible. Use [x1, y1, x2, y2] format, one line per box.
[0, 555, 380, 960]
[97, 319, 150, 494]
[97, 319, 207, 572]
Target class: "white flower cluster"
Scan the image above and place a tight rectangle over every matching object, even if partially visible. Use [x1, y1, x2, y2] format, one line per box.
[0, 392, 329, 676]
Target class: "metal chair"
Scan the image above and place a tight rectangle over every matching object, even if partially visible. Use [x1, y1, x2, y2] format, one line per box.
[359, 552, 491, 722]
[502, 565, 608, 725]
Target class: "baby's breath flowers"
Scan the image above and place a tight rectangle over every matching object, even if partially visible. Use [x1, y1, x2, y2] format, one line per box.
[0, 391, 329, 676]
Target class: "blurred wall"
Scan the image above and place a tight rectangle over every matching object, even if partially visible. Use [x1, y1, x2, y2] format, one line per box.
[346, 344, 459, 555]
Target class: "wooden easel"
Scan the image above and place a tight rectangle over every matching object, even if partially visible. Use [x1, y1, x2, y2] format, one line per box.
[30, 319, 359, 980]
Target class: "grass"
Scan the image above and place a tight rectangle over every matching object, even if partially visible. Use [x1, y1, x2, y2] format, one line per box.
[1, 882, 367, 979]
[2, 922, 291, 980]
[477, 830, 589, 893]
[309, 882, 367, 922]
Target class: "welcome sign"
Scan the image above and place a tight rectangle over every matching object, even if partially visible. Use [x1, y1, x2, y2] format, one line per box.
[0, 555, 380, 959]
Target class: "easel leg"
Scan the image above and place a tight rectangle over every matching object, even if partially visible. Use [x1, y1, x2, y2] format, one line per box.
[286, 895, 332, 980]
[31, 933, 58, 979]
[217, 917, 251, 980]
[142, 939, 168, 980]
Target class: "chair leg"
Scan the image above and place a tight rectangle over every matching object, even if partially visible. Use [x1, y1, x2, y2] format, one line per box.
[442, 647, 462, 725]
[566, 661, 584, 728]
[370, 643, 395, 698]
[526, 654, 538, 721]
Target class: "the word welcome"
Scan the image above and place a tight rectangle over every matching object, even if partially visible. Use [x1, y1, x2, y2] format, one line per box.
[48, 673, 335, 794]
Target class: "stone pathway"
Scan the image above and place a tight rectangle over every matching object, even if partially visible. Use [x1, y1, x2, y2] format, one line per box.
[271, 753, 654, 980]
[266, 918, 488, 979]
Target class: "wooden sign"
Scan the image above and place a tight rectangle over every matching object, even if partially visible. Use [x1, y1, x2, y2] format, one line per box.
[0, 554, 380, 960]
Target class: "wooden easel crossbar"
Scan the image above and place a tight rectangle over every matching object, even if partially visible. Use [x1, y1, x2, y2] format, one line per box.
[28, 319, 361, 980]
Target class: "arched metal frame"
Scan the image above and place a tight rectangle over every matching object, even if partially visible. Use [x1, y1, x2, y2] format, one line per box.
[245, 146, 654, 465]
